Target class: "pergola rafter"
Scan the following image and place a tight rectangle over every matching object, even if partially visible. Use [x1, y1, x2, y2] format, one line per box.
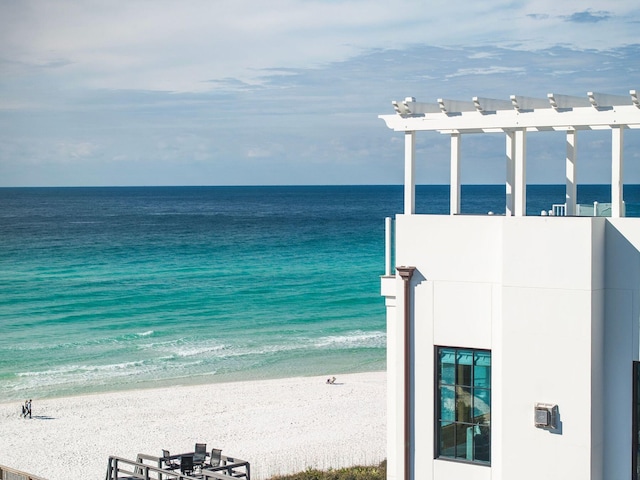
[380, 90, 640, 217]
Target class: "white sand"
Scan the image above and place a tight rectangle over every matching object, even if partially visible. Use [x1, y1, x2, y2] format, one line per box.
[0, 371, 386, 480]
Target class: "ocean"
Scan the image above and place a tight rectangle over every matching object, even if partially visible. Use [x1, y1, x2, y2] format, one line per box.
[1, 184, 639, 402]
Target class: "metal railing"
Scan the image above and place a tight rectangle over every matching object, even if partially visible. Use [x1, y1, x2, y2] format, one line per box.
[0, 464, 47, 480]
[548, 202, 624, 217]
[105, 454, 250, 480]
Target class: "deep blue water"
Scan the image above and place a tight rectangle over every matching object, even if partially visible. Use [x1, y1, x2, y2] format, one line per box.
[1, 185, 638, 401]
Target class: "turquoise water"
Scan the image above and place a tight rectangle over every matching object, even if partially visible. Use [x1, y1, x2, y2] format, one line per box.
[1, 185, 639, 401]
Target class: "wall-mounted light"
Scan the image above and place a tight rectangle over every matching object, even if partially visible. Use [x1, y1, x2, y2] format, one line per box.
[534, 403, 558, 429]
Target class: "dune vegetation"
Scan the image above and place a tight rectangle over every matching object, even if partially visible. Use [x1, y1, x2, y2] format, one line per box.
[267, 461, 386, 480]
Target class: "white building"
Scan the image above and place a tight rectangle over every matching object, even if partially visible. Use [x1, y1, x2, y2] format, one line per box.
[379, 92, 640, 480]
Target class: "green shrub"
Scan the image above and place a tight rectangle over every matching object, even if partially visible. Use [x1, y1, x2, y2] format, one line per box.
[267, 460, 386, 480]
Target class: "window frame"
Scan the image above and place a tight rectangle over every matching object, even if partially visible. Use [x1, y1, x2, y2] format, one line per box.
[633, 361, 639, 480]
[435, 346, 491, 466]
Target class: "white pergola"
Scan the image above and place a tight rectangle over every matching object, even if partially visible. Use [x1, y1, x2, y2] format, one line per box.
[379, 90, 640, 217]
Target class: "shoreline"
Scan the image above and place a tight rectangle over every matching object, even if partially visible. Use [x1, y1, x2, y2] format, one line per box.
[0, 371, 386, 480]
[2, 363, 386, 405]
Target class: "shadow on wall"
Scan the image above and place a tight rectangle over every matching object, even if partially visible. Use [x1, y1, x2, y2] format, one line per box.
[604, 220, 640, 479]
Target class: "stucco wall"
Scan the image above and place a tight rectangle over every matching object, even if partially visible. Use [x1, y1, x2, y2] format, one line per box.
[386, 214, 639, 480]
[603, 219, 640, 479]
[500, 217, 601, 480]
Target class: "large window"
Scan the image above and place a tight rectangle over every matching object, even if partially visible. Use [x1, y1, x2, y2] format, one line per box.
[436, 347, 491, 464]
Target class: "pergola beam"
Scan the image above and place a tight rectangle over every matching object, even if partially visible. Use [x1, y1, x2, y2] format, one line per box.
[386, 91, 640, 217]
[381, 90, 640, 133]
[381, 106, 640, 133]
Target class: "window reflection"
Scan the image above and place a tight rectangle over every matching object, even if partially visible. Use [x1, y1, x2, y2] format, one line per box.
[436, 346, 491, 465]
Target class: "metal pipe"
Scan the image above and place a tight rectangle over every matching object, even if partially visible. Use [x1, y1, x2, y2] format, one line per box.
[396, 266, 415, 480]
[385, 217, 392, 276]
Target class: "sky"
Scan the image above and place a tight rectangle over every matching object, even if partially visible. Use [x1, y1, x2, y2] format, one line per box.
[1, 0, 640, 186]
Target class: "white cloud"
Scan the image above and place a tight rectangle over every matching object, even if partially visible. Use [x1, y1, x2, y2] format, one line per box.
[446, 66, 527, 78]
[246, 148, 273, 159]
[2, 0, 414, 92]
[1, 2, 640, 186]
[56, 142, 98, 159]
[1, 0, 639, 93]
[468, 52, 499, 60]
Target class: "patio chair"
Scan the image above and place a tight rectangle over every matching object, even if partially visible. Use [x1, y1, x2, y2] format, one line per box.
[180, 455, 194, 476]
[208, 449, 222, 468]
[162, 449, 180, 470]
[194, 443, 207, 466]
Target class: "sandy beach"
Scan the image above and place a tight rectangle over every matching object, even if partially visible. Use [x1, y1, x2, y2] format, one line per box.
[0, 371, 385, 480]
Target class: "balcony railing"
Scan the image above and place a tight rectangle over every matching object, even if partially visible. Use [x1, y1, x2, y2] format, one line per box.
[546, 202, 624, 217]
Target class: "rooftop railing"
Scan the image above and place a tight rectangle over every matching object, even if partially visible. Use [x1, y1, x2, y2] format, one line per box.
[547, 202, 624, 217]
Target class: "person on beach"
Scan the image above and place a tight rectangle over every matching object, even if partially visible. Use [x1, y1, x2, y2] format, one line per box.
[26, 399, 32, 418]
[326, 376, 336, 384]
[21, 402, 26, 418]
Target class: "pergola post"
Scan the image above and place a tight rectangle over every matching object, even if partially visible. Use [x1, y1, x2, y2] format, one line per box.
[405, 131, 416, 215]
[612, 126, 624, 218]
[565, 130, 578, 216]
[505, 131, 515, 216]
[450, 133, 461, 215]
[514, 129, 527, 216]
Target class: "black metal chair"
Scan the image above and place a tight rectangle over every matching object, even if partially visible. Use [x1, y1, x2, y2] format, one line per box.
[208, 448, 222, 468]
[162, 449, 180, 470]
[194, 443, 207, 466]
[180, 455, 194, 476]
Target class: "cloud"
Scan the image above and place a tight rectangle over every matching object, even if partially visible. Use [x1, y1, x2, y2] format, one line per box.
[2, 0, 419, 92]
[527, 13, 550, 20]
[1, 2, 640, 186]
[446, 66, 527, 79]
[1, 1, 639, 95]
[56, 142, 98, 159]
[246, 148, 273, 159]
[468, 52, 500, 60]
[562, 9, 612, 23]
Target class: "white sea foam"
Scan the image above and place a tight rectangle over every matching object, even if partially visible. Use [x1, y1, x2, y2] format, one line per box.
[5, 328, 387, 399]
[17, 360, 148, 379]
[314, 330, 386, 348]
[170, 344, 227, 358]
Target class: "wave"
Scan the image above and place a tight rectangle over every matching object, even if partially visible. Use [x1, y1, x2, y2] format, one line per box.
[3, 330, 387, 399]
[3, 327, 386, 400]
[17, 360, 148, 377]
[4, 330, 157, 352]
[313, 330, 386, 349]
[161, 344, 228, 359]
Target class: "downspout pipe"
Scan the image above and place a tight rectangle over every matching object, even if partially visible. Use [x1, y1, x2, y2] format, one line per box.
[396, 266, 416, 480]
